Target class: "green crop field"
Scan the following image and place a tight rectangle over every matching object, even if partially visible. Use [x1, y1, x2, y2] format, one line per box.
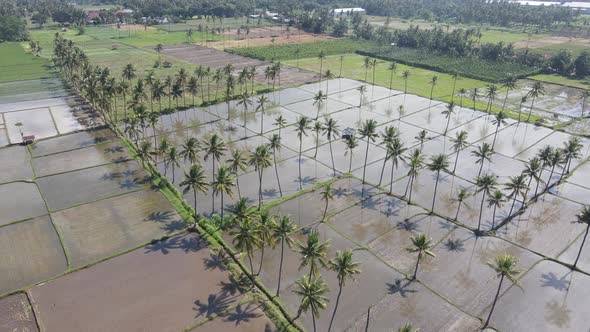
[285, 53, 488, 101]
[228, 38, 375, 60]
[0, 43, 55, 83]
[478, 29, 543, 44]
[158, 17, 276, 32]
[530, 73, 590, 90]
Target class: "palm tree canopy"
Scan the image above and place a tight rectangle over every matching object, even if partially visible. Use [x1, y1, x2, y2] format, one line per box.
[576, 206, 590, 226]
[475, 173, 498, 195]
[504, 174, 528, 199]
[427, 154, 449, 173]
[486, 254, 521, 285]
[329, 249, 361, 286]
[407, 233, 436, 257]
[230, 218, 261, 256]
[451, 130, 469, 152]
[323, 118, 341, 140]
[487, 190, 506, 208]
[179, 163, 208, 196]
[257, 211, 277, 248]
[273, 215, 297, 248]
[211, 165, 235, 198]
[321, 183, 334, 203]
[293, 275, 330, 318]
[472, 143, 495, 164]
[295, 116, 312, 139]
[359, 119, 379, 142]
[227, 149, 248, 174]
[203, 133, 227, 162]
[296, 230, 331, 277]
[249, 145, 273, 171]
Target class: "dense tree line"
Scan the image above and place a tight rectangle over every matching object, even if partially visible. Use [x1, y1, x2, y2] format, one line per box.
[359, 0, 577, 27]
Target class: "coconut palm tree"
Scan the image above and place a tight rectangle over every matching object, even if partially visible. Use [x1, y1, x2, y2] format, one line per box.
[491, 111, 508, 148]
[312, 121, 323, 159]
[487, 190, 505, 228]
[321, 183, 334, 221]
[273, 215, 296, 295]
[236, 91, 252, 122]
[181, 136, 200, 166]
[327, 249, 361, 332]
[484, 255, 521, 327]
[180, 164, 208, 228]
[450, 130, 468, 173]
[136, 141, 152, 167]
[324, 70, 335, 95]
[458, 87, 467, 108]
[428, 154, 450, 212]
[231, 218, 261, 273]
[122, 63, 136, 84]
[517, 96, 527, 122]
[504, 174, 528, 218]
[359, 119, 379, 185]
[318, 51, 326, 82]
[472, 142, 495, 176]
[268, 133, 283, 197]
[117, 80, 130, 121]
[323, 118, 340, 176]
[344, 135, 359, 173]
[387, 138, 407, 194]
[546, 149, 564, 190]
[526, 81, 545, 122]
[500, 76, 517, 113]
[338, 55, 344, 77]
[357, 85, 367, 108]
[388, 61, 397, 91]
[203, 133, 226, 181]
[362, 56, 371, 82]
[187, 76, 199, 106]
[415, 130, 428, 151]
[522, 157, 542, 200]
[154, 43, 163, 64]
[249, 145, 273, 209]
[379, 126, 400, 185]
[227, 149, 248, 199]
[429, 75, 438, 101]
[407, 233, 435, 280]
[442, 102, 456, 135]
[313, 90, 327, 120]
[296, 230, 330, 279]
[475, 173, 498, 233]
[155, 136, 170, 164]
[470, 88, 479, 114]
[404, 149, 424, 204]
[535, 145, 554, 196]
[295, 116, 312, 188]
[402, 70, 411, 94]
[256, 211, 276, 275]
[274, 115, 287, 139]
[562, 137, 583, 177]
[211, 165, 235, 222]
[453, 188, 470, 220]
[484, 84, 498, 114]
[293, 275, 329, 332]
[256, 94, 270, 134]
[166, 146, 181, 183]
[369, 58, 378, 86]
[573, 206, 590, 268]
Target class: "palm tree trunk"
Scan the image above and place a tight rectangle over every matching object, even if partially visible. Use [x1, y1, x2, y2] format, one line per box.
[453, 151, 460, 173]
[546, 165, 556, 190]
[492, 205, 497, 228]
[327, 282, 343, 332]
[349, 151, 353, 173]
[408, 175, 415, 203]
[220, 192, 224, 223]
[574, 224, 589, 267]
[455, 201, 462, 220]
[508, 195, 517, 218]
[378, 156, 388, 186]
[276, 239, 285, 296]
[412, 251, 421, 279]
[527, 97, 536, 122]
[258, 169, 263, 209]
[484, 274, 505, 327]
[478, 161, 485, 177]
[312, 312, 317, 332]
[431, 173, 440, 211]
[477, 192, 487, 232]
[193, 189, 197, 228]
[257, 244, 264, 275]
[299, 139, 303, 190]
[248, 253, 254, 275]
[362, 140, 370, 184]
[329, 140, 336, 176]
[273, 151, 282, 197]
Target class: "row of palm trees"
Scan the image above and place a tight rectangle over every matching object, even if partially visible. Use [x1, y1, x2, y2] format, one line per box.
[55, 35, 590, 330]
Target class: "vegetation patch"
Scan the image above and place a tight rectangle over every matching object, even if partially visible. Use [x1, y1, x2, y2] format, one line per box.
[357, 46, 540, 82]
[228, 38, 375, 61]
[0, 42, 54, 82]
